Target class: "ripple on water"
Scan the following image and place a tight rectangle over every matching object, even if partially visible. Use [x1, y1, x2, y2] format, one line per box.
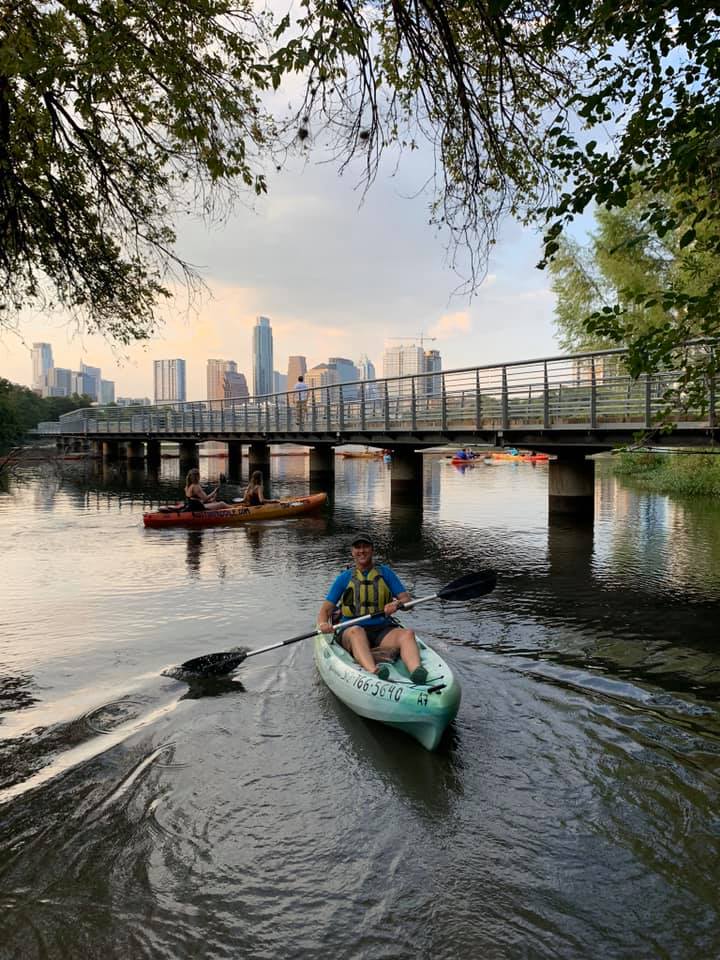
[2, 462, 720, 959]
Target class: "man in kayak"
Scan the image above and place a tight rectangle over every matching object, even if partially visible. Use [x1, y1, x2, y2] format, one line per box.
[316, 533, 428, 684]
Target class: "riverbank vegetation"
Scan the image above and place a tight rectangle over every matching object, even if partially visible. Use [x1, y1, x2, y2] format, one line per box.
[0, 379, 89, 454]
[611, 452, 720, 497]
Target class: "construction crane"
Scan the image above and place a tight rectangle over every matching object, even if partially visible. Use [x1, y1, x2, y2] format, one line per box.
[387, 332, 437, 349]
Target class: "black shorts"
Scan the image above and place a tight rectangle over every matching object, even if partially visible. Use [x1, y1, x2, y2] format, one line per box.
[338, 620, 399, 650]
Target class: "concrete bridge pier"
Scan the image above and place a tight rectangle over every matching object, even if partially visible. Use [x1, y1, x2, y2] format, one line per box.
[227, 440, 243, 482]
[127, 440, 145, 461]
[248, 441, 270, 476]
[389, 449, 424, 504]
[146, 439, 161, 468]
[101, 440, 119, 460]
[179, 441, 199, 467]
[548, 455, 595, 518]
[309, 444, 335, 487]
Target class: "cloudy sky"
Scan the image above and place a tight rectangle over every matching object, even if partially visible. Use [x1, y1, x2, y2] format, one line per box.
[1, 137, 562, 401]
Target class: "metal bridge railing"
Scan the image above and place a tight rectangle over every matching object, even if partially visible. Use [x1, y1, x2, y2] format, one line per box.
[37, 342, 718, 438]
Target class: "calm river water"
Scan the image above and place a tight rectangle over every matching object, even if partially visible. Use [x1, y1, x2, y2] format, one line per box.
[1, 454, 719, 959]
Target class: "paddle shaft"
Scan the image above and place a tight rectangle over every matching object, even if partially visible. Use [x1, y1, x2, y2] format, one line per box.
[242, 593, 446, 662]
[179, 568, 496, 675]
[243, 610, 395, 661]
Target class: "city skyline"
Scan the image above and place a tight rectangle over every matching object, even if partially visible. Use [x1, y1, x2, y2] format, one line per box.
[2, 145, 561, 402]
[21, 335, 446, 406]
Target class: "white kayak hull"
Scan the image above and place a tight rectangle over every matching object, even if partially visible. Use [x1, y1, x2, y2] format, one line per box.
[313, 631, 461, 751]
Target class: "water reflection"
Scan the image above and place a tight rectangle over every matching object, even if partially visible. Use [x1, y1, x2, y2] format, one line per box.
[0, 671, 40, 717]
[185, 530, 204, 575]
[321, 692, 464, 822]
[3, 459, 720, 960]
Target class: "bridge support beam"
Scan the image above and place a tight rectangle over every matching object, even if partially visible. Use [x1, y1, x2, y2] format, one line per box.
[548, 456, 595, 517]
[390, 449, 423, 503]
[227, 440, 242, 482]
[146, 439, 161, 467]
[309, 444, 335, 485]
[179, 441, 199, 466]
[127, 440, 144, 461]
[101, 440, 119, 460]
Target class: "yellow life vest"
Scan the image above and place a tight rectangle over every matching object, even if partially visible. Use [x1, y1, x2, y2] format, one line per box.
[341, 566, 392, 618]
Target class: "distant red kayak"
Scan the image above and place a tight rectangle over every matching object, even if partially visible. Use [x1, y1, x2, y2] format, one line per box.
[143, 492, 327, 528]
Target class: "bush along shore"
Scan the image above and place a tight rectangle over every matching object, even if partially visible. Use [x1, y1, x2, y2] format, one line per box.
[611, 452, 720, 497]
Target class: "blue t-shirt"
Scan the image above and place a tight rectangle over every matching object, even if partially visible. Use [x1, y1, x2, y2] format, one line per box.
[325, 564, 407, 627]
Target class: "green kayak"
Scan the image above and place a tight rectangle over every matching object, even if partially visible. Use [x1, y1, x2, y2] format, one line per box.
[313, 630, 461, 750]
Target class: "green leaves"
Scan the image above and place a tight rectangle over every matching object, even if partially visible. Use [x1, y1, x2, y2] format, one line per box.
[1, 0, 274, 344]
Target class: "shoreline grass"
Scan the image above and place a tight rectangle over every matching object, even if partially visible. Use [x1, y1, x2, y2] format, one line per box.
[610, 452, 720, 497]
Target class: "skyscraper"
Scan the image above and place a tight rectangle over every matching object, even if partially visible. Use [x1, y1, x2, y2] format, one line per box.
[382, 343, 425, 396]
[329, 357, 360, 399]
[306, 363, 338, 390]
[80, 362, 101, 401]
[71, 370, 97, 398]
[100, 380, 116, 404]
[31, 343, 53, 390]
[224, 371, 249, 399]
[42, 367, 72, 398]
[273, 371, 288, 393]
[252, 316, 273, 396]
[287, 355, 307, 387]
[154, 359, 186, 402]
[207, 359, 237, 401]
[357, 354, 376, 382]
[424, 349, 442, 395]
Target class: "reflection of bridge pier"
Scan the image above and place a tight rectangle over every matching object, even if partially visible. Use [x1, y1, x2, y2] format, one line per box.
[548, 455, 595, 518]
[547, 513, 594, 580]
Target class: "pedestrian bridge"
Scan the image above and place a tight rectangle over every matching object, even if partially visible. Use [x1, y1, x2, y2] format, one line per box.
[36, 342, 718, 516]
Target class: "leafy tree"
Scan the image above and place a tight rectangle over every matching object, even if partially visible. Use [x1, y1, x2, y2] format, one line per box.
[1, 0, 273, 343]
[550, 186, 720, 407]
[0, 378, 90, 452]
[3, 0, 720, 400]
[273, 1, 720, 383]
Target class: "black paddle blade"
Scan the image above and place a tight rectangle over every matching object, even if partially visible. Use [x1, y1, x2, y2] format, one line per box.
[178, 648, 248, 677]
[438, 569, 497, 601]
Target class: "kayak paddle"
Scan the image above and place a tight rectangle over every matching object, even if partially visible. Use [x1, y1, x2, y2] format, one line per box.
[179, 568, 497, 677]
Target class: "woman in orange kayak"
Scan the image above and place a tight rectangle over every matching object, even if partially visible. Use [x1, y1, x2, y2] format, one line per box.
[240, 470, 279, 506]
[184, 468, 231, 512]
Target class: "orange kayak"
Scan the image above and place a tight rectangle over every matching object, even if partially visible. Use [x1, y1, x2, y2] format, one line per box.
[489, 452, 552, 462]
[143, 492, 327, 528]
